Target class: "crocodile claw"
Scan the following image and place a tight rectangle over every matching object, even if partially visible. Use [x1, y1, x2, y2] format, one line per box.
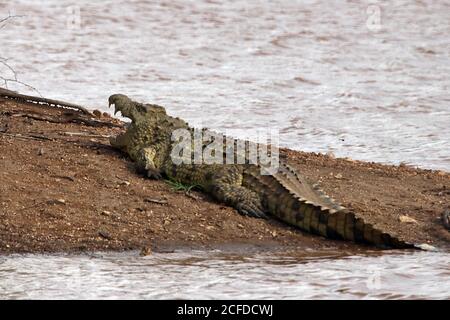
[109, 103, 119, 116]
[236, 202, 268, 219]
[146, 168, 162, 180]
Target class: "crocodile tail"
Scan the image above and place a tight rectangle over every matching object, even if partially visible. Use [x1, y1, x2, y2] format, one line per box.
[244, 163, 414, 249]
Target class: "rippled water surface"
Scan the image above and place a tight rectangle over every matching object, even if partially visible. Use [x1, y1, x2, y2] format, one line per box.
[2, 0, 449, 170]
[0, 250, 449, 299]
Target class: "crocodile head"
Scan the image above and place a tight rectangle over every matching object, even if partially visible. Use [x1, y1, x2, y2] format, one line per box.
[109, 94, 167, 122]
[109, 94, 135, 118]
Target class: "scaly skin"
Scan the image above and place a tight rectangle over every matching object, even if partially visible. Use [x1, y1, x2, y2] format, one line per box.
[109, 94, 415, 249]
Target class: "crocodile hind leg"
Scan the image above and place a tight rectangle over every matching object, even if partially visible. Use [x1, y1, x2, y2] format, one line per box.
[212, 182, 267, 218]
[209, 166, 267, 219]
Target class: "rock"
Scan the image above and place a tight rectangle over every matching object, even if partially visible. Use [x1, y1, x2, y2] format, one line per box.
[119, 180, 131, 186]
[415, 243, 438, 251]
[98, 230, 112, 240]
[92, 110, 102, 118]
[335, 173, 343, 179]
[46, 199, 66, 205]
[399, 215, 418, 224]
[326, 151, 335, 159]
[144, 198, 168, 205]
[101, 210, 112, 216]
[140, 247, 152, 256]
[38, 148, 44, 156]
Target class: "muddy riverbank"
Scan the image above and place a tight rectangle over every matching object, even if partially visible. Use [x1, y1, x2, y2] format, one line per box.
[0, 98, 449, 254]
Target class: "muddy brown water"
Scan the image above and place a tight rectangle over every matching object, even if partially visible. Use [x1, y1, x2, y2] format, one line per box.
[0, 250, 449, 299]
[1, 0, 449, 299]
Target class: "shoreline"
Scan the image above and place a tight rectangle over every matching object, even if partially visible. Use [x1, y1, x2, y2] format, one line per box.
[0, 97, 449, 254]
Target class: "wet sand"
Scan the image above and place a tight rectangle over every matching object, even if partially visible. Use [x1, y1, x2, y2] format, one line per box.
[0, 98, 449, 254]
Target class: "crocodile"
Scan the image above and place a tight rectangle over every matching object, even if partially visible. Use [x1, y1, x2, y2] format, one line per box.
[108, 93, 416, 249]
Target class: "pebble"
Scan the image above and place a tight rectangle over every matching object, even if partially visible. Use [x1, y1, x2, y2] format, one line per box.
[98, 230, 112, 240]
[144, 198, 168, 205]
[92, 110, 102, 118]
[139, 247, 152, 256]
[46, 199, 66, 205]
[326, 151, 335, 159]
[415, 243, 438, 251]
[399, 215, 418, 224]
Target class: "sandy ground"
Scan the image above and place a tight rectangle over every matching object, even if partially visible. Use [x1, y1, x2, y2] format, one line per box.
[0, 97, 449, 254]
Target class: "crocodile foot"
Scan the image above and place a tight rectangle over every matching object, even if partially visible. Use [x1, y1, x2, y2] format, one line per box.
[236, 199, 268, 219]
[210, 181, 268, 219]
[146, 168, 162, 180]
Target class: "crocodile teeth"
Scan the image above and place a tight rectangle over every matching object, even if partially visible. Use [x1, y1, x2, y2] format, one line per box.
[108, 103, 119, 115]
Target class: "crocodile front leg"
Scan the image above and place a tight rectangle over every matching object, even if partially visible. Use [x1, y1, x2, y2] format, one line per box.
[110, 132, 129, 150]
[137, 146, 162, 179]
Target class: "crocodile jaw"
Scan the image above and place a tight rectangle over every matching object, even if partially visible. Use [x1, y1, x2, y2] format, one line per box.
[112, 104, 120, 116]
[108, 94, 130, 118]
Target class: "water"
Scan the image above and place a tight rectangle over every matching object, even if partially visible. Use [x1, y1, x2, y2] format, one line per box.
[1, 1, 449, 299]
[0, 250, 449, 299]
